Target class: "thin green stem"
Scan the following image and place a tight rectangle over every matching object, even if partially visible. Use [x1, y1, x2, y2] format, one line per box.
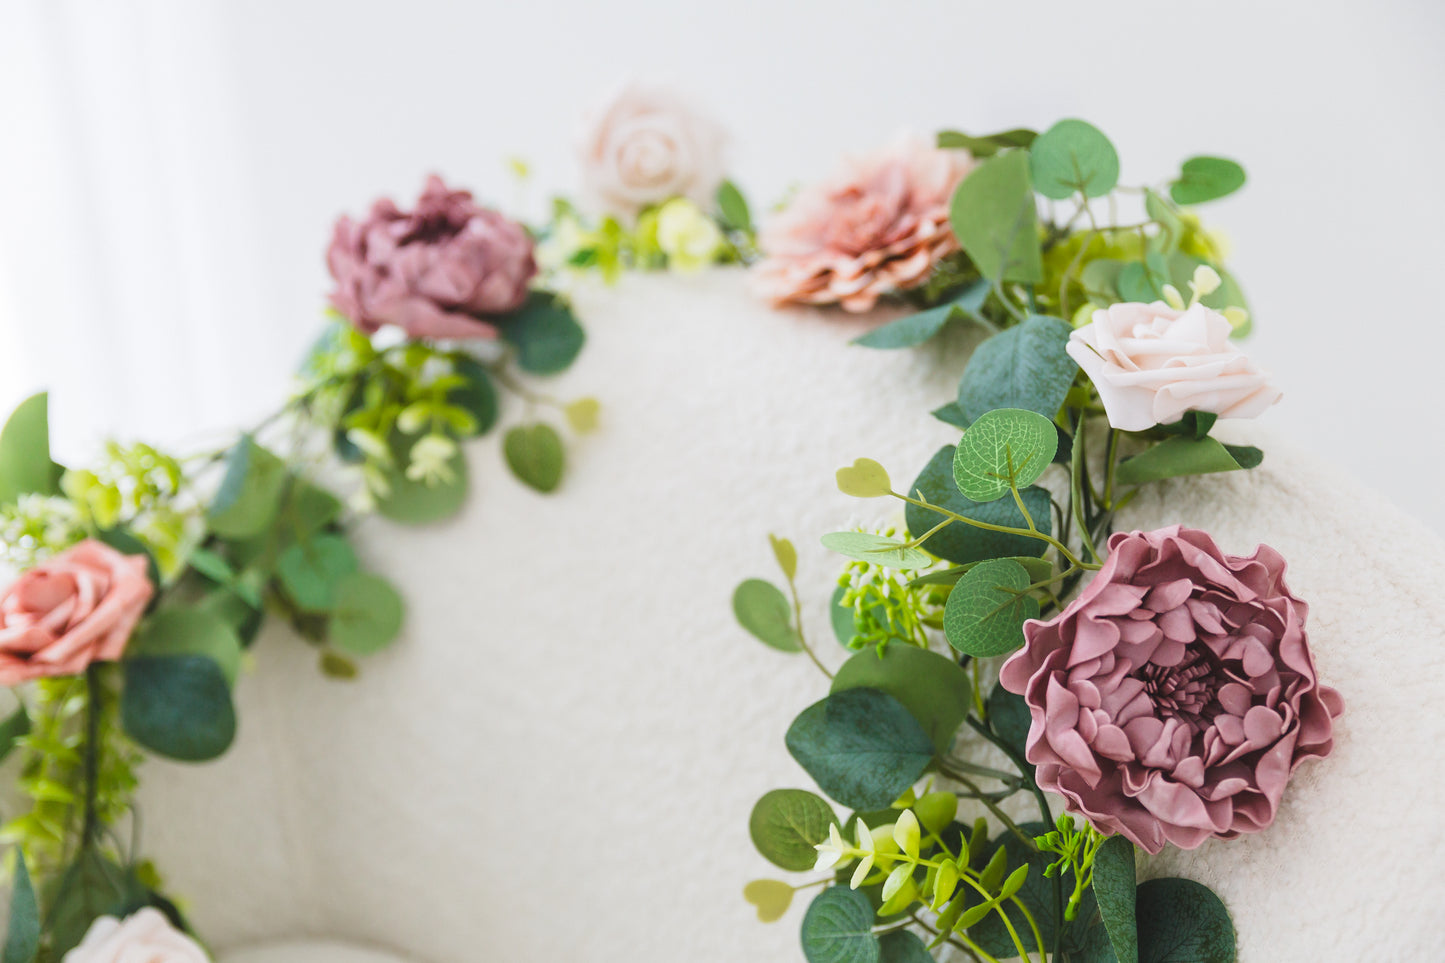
[1070, 419, 1101, 564]
[892, 492, 1099, 572]
[941, 770, 1037, 852]
[785, 574, 832, 680]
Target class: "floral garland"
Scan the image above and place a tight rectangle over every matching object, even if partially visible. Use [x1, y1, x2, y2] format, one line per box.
[0, 177, 592, 961]
[733, 121, 1342, 963]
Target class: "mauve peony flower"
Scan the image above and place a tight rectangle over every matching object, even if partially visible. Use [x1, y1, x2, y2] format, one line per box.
[0, 539, 153, 686]
[327, 175, 537, 340]
[999, 526, 1342, 854]
[578, 83, 727, 217]
[1068, 301, 1281, 432]
[752, 136, 973, 313]
[62, 908, 208, 963]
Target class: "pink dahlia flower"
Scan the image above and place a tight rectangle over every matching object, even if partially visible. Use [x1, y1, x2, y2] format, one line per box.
[999, 526, 1342, 854]
[752, 136, 973, 313]
[327, 175, 536, 340]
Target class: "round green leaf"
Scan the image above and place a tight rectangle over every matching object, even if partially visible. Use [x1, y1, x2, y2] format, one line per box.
[1029, 119, 1120, 200]
[377, 449, 469, 524]
[836, 458, 892, 498]
[207, 436, 287, 539]
[447, 357, 499, 436]
[749, 789, 839, 871]
[504, 423, 565, 493]
[276, 534, 359, 613]
[957, 315, 1077, 424]
[129, 608, 243, 687]
[1136, 878, 1236, 963]
[831, 646, 971, 756]
[819, 533, 931, 571]
[801, 887, 880, 963]
[495, 292, 586, 375]
[904, 446, 1052, 565]
[786, 688, 934, 811]
[121, 655, 237, 762]
[953, 409, 1058, 503]
[943, 559, 1039, 657]
[1169, 156, 1246, 206]
[950, 149, 1043, 283]
[733, 579, 801, 652]
[743, 879, 794, 923]
[327, 572, 405, 656]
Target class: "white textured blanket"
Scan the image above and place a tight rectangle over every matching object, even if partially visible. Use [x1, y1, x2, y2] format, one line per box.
[135, 273, 1443, 961]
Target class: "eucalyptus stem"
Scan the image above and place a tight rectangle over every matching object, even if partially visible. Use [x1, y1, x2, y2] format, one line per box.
[1069, 418, 1101, 565]
[892, 492, 1099, 572]
[941, 770, 1037, 852]
[785, 574, 832, 680]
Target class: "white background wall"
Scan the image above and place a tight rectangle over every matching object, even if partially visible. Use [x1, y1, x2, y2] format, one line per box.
[1, 0, 1443, 529]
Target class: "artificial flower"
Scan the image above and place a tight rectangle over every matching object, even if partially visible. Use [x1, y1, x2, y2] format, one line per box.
[752, 135, 973, 312]
[999, 526, 1343, 854]
[1067, 300, 1280, 431]
[0, 539, 153, 686]
[327, 175, 536, 340]
[654, 198, 725, 272]
[578, 83, 726, 217]
[62, 909, 208, 963]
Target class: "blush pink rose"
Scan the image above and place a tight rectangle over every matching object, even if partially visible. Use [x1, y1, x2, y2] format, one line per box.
[0, 539, 153, 686]
[752, 136, 973, 313]
[62, 908, 208, 963]
[578, 83, 727, 217]
[999, 526, 1343, 854]
[327, 175, 537, 340]
[1068, 301, 1281, 431]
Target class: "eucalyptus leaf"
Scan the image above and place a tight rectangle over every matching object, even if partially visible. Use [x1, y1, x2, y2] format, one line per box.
[0, 393, 63, 507]
[831, 646, 971, 756]
[121, 655, 237, 762]
[786, 688, 934, 811]
[957, 315, 1077, 423]
[3, 851, 39, 963]
[836, 458, 892, 498]
[1093, 836, 1139, 963]
[733, 579, 801, 653]
[494, 291, 585, 375]
[878, 930, 932, 962]
[770, 534, 798, 580]
[801, 887, 880, 963]
[504, 423, 565, 493]
[0, 705, 31, 764]
[377, 445, 469, 524]
[743, 879, 794, 923]
[448, 357, 499, 436]
[1115, 437, 1262, 486]
[93, 529, 161, 604]
[950, 150, 1042, 283]
[829, 585, 856, 648]
[1136, 877, 1236, 963]
[207, 436, 288, 539]
[985, 683, 1033, 763]
[276, 534, 359, 613]
[1117, 252, 1172, 303]
[852, 281, 990, 350]
[1170, 157, 1247, 206]
[717, 180, 753, 233]
[943, 559, 1039, 657]
[47, 850, 131, 957]
[930, 402, 971, 430]
[328, 572, 405, 656]
[749, 788, 840, 871]
[904, 446, 1052, 565]
[953, 409, 1058, 503]
[1029, 119, 1120, 199]
[819, 533, 932, 571]
[129, 609, 243, 687]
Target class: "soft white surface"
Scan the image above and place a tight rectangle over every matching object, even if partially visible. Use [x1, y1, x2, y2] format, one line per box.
[220, 943, 410, 963]
[1, 0, 1443, 531]
[129, 274, 1443, 961]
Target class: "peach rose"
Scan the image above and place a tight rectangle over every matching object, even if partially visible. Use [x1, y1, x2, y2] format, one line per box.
[0, 539, 153, 685]
[62, 909, 208, 963]
[578, 83, 726, 217]
[752, 136, 973, 313]
[1068, 301, 1281, 432]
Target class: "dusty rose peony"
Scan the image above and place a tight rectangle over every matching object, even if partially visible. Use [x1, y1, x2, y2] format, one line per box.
[999, 526, 1342, 854]
[1068, 301, 1281, 432]
[327, 175, 536, 340]
[62, 908, 208, 963]
[752, 136, 973, 313]
[0, 539, 153, 686]
[578, 83, 726, 217]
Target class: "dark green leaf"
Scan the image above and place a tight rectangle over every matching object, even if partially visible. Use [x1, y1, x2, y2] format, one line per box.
[448, 358, 499, 436]
[0, 393, 63, 506]
[1116, 252, 1172, 303]
[733, 579, 801, 653]
[878, 930, 932, 962]
[0, 706, 31, 765]
[801, 887, 880, 963]
[832, 646, 971, 756]
[749, 789, 840, 871]
[953, 408, 1058, 503]
[276, 534, 359, 613]
[1170, 157, 1247, 206]
[1093, 836, 1139, 963]
[904, 447, 1051, 565]
[121, 656, 237, 762]
[944, 558, 1039, 657]
[207, 436, 288, 539]
[1029, 119, 1120, 200]
[716, 180, 752, 233]
[129, 609, 243, 687]
[937, 129, 1038, 157]
[1136, 878, 1236, 963]
[950, 150, 1043, 283]
[852, 281, 990, 350]
[47, 850, 131, 956]
[829, 585, 856, 648]
[930, 403, 970, 430]
[957, 315, 1077, 423]
[786, 688, 934, 811]
[93, 529, 161, 603]
[986, 683, 1032, 763]
[1115, 437, 1263, 486]
[3, 851, 39, 963]
[327, 572, 404, 656]
[494, 291, 585, 375]
[1157, 411, 1218, 441]
[503, 423, 565, 493]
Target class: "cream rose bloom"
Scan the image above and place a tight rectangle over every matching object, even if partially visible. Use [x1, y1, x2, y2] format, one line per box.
[1067, 301, 1281, 431]
[578, 84, 726, 217]
[62, 909, 208, 963]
